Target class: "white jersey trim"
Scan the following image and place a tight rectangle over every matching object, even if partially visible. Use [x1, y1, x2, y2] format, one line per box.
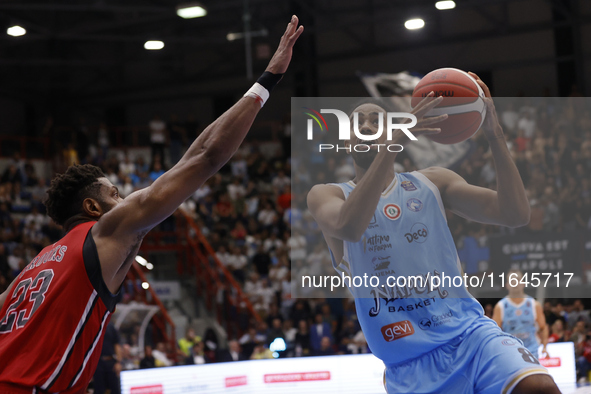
[71, 309, 111, 388]
[502, 367, 549, 394]
[42, 291, 98, 390]
[411, 171, 447, 222]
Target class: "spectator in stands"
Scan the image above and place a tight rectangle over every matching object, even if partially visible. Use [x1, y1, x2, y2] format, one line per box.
[250, 341, 274, 360]
[0, 244, 10, 282]
[119, 155, 135, 179]
[119, 176, 134, 198]
[294, 319, 311, 357]
[148, 115, 167, 166]
[287, 229, 306, 264]
[314, 336, 334, 357]
[120, 344, 138, 371]
[571, 321, 587, 348]
[63, 143, 79, 167]
[149, 160, 165, 183]
[252, 245, 271, 277]
[185, 341, 211, 365]
[577, 332, 591, 383]
[1, 164, 23, 186]
[258, 202, 278, 229]
[227, 177, 246, 201]
[267, 318, 285, 346]
[168, 114, 187, 165]
[310, 313, 333, 352]
[227, 245, 248, 283]
[262, 231, 283, 255]
[265, 303, 282, 327]
[139, 346, 156, 369]
[548, 319, 565, 343]
[568, 300, 590, 328]
[272, 170, 290, 193]
[203, 328, 219, 356]
[217, 340, 246, 362]
[283, 319, 297, 349]
[239, 327, 264, 358]
[24, 205, 46, 232]
[230, 222, 247, 245]
[7, 245, 25, 277]
[544, 301, 561, 327]
[178, 327, 201, 358]
[152, 342, 173, 367]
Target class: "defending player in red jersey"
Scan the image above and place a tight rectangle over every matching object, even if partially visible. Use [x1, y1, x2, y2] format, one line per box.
[0, 16, 303, 394]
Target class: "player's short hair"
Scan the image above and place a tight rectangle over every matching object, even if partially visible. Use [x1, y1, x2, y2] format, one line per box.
[45, 164, 106, 227]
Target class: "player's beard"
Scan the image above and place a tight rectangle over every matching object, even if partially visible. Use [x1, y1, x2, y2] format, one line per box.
[350, 145, 378, 170]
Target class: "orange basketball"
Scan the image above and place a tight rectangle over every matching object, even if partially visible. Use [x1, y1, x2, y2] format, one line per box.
[411, 68, 486, 144]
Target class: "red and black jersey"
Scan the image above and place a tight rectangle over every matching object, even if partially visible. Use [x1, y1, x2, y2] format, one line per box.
[0, 221, 120, 394]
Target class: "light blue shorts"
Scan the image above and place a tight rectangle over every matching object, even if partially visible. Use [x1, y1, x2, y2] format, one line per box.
[384, 318, 549, 394]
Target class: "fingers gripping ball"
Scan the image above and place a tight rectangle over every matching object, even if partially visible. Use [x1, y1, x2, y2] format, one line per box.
[411, 68, 487, 144]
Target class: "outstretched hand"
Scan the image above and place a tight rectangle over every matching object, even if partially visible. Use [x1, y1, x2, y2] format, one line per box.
[266, 15, 304, 74]
[407, 92, 448, 140]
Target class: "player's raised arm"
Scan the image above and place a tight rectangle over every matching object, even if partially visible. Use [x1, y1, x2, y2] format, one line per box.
[308, 94, 445, 242]
[93, 16, 303, 290]
[420, 73, 530, 228]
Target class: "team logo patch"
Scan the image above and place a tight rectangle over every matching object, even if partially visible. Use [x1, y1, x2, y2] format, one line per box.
[401, 181, 417, 191]
[406, 198, 423, 212]
[383, 204, 402, 220]
[502, 339, 517, 346]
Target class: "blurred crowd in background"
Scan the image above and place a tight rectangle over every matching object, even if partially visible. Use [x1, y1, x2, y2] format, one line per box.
[2, 97, 591, 388]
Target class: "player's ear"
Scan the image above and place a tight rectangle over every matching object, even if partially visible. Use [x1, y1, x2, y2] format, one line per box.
[82, 198, 103, 218]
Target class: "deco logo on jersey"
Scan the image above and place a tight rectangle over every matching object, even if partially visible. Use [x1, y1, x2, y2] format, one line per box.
[401, 181, 417, 191]
[383, 204, 401, 220]
[381, 320, 414, 342]
[404, 223, 428, 243]
[406, 198, 423, 212]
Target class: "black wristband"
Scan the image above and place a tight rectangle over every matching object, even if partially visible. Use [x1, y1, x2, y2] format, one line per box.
[257, 71, 283, 92]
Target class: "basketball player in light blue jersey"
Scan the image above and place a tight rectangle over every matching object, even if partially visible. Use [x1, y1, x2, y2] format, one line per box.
[307, 73, 559, 393]
[493, 269, 549, 359]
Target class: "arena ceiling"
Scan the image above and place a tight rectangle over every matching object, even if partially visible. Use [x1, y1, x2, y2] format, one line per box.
[0, 0, 588, 107]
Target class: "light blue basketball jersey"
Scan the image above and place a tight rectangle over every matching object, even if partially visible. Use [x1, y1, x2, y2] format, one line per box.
[329, 171, 485, 365]
[499, 296, 539, 354]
